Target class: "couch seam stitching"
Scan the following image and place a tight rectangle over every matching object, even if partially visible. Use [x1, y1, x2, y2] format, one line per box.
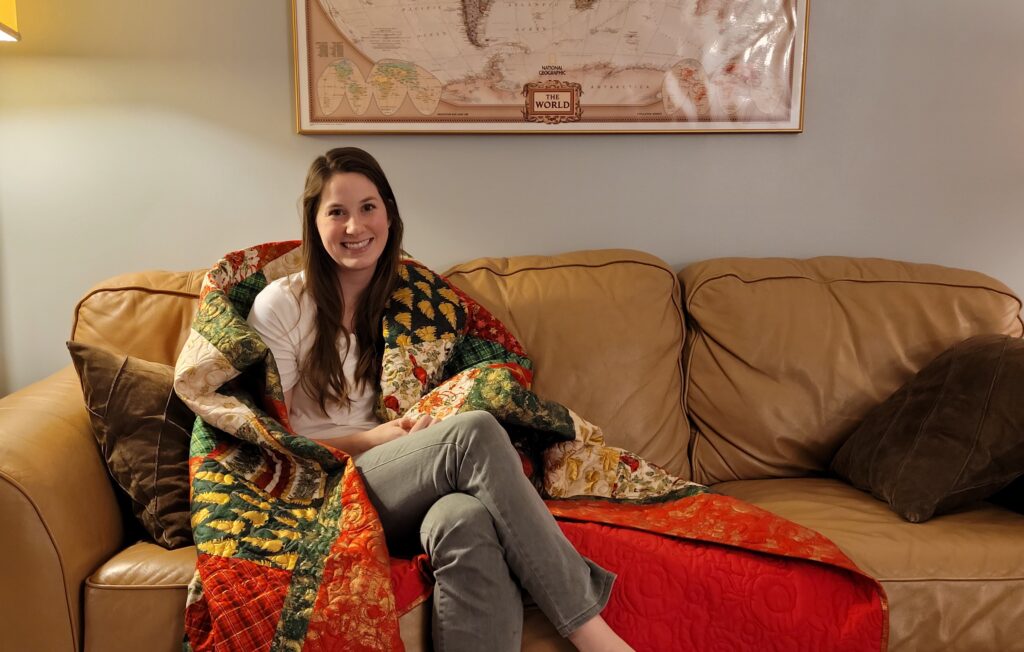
[667, 267, 692, 479]
[685, 274, 1024, 338]
[0, 469, 79, 651]
[685, 273, 1023, 311]
[85, 580, 190, 590]
[71, 287, 201, 342]
[444, 258, 668, 279]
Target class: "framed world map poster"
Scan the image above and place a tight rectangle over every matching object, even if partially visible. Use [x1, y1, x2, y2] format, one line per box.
[293, 0, 809, 134]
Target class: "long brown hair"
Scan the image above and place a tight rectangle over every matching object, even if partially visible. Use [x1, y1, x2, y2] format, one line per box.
[299, 147, 404, 414]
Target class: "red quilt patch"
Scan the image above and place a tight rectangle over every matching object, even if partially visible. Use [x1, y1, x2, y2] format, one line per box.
[185, 555, 290, 652]
[559, 521, 886, 652]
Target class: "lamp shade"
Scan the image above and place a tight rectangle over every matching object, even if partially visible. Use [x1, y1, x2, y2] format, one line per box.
[0, 0, 19, 42]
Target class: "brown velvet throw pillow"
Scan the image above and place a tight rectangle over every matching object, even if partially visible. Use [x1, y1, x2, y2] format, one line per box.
[831, 334, 1024, 522]
[68, 341, 193, 548]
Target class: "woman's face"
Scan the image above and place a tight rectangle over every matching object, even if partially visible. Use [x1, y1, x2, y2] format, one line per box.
[315, 172, 390, 286]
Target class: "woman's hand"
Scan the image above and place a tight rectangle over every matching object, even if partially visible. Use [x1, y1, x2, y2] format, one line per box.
[321, 414, 438, 456]
[369, 414, 436, 445]
[399, 414, 437, 434]
[365, 418, 414, 446]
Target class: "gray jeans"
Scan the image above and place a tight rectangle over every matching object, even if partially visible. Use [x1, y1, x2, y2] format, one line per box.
[354, 410, 615, 651]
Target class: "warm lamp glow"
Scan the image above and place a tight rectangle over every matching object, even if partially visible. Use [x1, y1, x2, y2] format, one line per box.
[0, 0, 19, 42]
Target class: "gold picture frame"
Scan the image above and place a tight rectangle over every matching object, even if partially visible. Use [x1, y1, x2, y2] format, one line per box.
[293, 0, 809, 134]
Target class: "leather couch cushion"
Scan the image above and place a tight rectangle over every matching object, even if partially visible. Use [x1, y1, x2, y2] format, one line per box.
[714, 478, 1024, 652]
[445, 249, 691, 478]
[680, 257, 1024, 484]
[68, 342, 194, 548]
[832, 334, 1024, 522]
[84, 542, 195, 652]
[84, 543, 564, 652]
[72, 269, 204, 366]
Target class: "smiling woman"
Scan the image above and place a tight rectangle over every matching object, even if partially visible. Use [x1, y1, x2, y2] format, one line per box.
[241, 147, 634, 651]
[315, 173, 391, 293]
[275, 148, 406, 426]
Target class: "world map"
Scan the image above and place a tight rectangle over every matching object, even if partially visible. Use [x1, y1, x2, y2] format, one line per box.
[302, 0, 804, 129]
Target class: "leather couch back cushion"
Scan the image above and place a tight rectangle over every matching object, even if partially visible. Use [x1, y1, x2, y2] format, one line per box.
[72, 270, 204, 365]
[680, 257, 1024, 485]
[445, 250, 691, 479]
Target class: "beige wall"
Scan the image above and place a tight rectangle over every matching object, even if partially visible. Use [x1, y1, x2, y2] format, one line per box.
[1, 1, 1023, 394]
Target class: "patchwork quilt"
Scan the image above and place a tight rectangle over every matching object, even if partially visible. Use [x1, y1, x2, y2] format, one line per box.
[174, 241, 887, 651]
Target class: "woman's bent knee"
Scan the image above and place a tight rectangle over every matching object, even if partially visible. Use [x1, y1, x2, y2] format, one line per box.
[452, 409, 501, 431]
[420, 493, 495, 547]
[451, 410, 509, 447]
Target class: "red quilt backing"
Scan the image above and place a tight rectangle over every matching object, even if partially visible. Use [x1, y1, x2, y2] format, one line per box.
[387, 494, 887, 651]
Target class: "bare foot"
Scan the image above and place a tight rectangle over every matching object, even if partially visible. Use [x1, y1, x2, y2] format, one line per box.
[567, 615, 635, 652]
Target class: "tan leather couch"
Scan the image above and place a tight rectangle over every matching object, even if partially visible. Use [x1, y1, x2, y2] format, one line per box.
[2, 250, 1023, 652]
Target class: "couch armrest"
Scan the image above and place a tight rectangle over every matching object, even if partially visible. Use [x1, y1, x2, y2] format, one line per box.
[0, 366, 124, 652]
